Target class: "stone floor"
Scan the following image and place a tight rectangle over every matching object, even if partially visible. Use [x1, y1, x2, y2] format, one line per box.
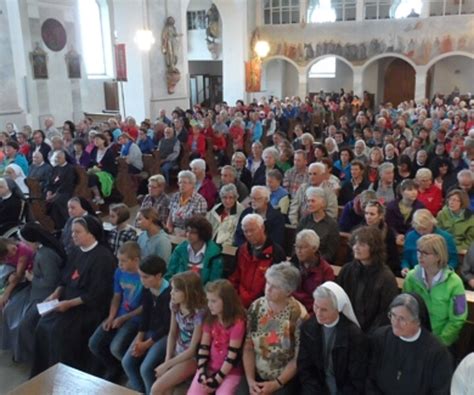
[0, 350, 30, 395]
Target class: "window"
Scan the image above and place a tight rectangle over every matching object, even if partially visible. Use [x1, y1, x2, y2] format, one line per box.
[308, 0, 356, 22]
[309, 57, 336, 78]
[187, 10, 206, 30]
[263, 0, 300, 25]
[365, 0, 393, 19]
[430, 0, 474, 16]
[391, 0, 422, 18]
[78, 0, 113, 77]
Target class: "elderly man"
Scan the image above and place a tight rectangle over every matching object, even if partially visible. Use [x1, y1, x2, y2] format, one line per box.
[229, 213, 286, 308]
[157, 127, 180, 184]
[283, 149, 308, 199]
[234, 186, 285, 247]
[190, 158, 217, 208]
[289, 162, 338, 225]
[220, 165, 248, 202]
[44, 116, 60, 140]
[29, 151, 53, 197]
[369, 162, 397, 204]
[157, 109, 172, 126]
[296, 187, 340, 263]
[444, 169, 474, 210]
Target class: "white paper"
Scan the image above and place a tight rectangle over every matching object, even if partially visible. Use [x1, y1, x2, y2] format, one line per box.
[37, 299, 59, 315]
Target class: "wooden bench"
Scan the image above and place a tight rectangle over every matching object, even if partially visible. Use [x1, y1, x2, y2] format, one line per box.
[205, 137, 218, 176]
[25, 178, 55, 232]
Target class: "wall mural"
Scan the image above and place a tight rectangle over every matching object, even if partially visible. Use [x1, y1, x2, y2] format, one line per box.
[256, 16, 474, 67]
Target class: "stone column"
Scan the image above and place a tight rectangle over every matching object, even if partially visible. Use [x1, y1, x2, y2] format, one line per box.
[414, 66, 428, 103]
[352, 66, 364, 99]
[355, 0, 365, 22]
[297, 69, 307, 99]
[420, 0, 430, 18]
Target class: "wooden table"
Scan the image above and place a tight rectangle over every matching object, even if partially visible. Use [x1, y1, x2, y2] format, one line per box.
[8, 363, 139, 395]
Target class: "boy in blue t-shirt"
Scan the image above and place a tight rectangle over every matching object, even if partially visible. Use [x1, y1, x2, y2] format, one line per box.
[89, 241, 143, 381]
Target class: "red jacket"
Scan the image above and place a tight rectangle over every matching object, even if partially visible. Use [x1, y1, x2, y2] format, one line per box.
[198, 176, 218, 209]
[188, 133, 206, 158]
[291, 256, 335, 312]
[229, 126, 244, 150]
[418, 184, 443, 216]
[212, 134, 227, 151]
[229, 239, 286, 308]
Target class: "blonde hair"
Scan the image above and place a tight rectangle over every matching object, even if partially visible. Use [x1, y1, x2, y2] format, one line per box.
[417, 234, 448, 268]
[412, 209, 437, 231]
[415, 168, 433, 181]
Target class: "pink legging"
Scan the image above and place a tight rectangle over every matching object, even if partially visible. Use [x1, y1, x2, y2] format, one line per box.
[187, 372, 242, 395]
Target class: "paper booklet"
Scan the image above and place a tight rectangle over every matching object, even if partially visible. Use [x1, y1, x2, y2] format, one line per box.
[36, 299, 59, 315]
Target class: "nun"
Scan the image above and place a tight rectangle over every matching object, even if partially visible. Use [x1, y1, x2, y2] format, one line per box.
[366, 293, 453, 394]
[30, 215, 116, 376]
[5, 163, 29, 196]
[298, 281, 368, 394]
[1, 223, 65, 362]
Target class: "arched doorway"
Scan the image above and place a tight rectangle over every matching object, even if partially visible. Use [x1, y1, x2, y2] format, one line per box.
[262, 57, 299, 99]
[425, 54, 474, 99]
[362, 55, 415, 106]
[306, 56, 354, 95]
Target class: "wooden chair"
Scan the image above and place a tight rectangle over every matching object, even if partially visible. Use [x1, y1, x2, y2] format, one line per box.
[25, 178, 55, 231]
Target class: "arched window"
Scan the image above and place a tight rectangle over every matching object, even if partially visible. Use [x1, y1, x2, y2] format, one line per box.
[78, 0, 113, 77]
[391, 0, 422, 18]
[309, 57, 336, 78]
[307, 0, 356, 22]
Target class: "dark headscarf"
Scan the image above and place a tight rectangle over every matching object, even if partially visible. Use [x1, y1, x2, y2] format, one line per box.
[407, 292, 432, 332]
[70, 196, 96, 216]
[20, 222, 67, 262]
[72, 215, 104, 244]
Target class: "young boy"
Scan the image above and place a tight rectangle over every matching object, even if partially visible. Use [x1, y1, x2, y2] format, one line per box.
[88, 241, 143, 381]
[121, 255, 171, 394]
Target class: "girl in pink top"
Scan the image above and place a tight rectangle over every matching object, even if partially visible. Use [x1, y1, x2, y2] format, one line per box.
[0, 238, 35, 308]
[188, 279, 246, 395]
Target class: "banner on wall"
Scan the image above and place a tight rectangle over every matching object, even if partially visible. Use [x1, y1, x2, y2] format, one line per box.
[245, 58, 262, 92]
[115, 44, 128, 82]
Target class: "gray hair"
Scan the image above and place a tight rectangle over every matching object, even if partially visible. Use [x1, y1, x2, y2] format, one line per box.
[415, 168, 432, 180]
[389, 294, 421, 324]
[295, 229, 320, 251]
[458, 169, 473, 182]
[241, 213, 264, 228]
[378, 162, 395, 176]
[305, 186, 327, 205]
[251, 185, 270, 201]
[262, 147, 279, 161]
[221, 165, 237, 178]
[148, 174, 166, 185]
[178, 170, 196, 185]
[219, 183, 239, 199]
[308, 162, 327, 174]
[232, 151, 246, 163]
[190, 158, 206, 171]
[265, 262, 301, 294]
[313, 286, 338, 310]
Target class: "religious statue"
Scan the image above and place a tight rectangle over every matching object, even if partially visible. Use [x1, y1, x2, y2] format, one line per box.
[161, 16, 181, 94]
[205, 4, 220, 59]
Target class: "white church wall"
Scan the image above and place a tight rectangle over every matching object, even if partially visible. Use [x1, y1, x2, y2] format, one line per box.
[307, 59, 354, 93]
[430, 56, 474, 96]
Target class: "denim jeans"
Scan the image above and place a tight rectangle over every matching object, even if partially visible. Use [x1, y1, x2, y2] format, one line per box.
[88, 320, 138, 373]
[122, 335, 168, 394]
[160, 161, 175, 184]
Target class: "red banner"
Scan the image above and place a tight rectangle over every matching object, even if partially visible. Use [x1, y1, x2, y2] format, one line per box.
[115, 44, 127, 82]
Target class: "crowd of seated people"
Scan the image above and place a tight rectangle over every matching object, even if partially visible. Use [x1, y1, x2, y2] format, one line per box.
[0, 91, 474, 394]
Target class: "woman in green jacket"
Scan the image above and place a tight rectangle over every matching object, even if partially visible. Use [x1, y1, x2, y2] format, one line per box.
[436, 189, 474, 253]
[165, 215, 223, 284]
[403, 233, 467, 346]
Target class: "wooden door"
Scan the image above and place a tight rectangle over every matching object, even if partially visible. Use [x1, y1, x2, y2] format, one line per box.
[383, 59, 415, 106]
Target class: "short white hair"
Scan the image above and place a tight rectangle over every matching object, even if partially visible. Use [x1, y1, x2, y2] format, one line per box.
[308, 162, 326, 174]
[190, 158, 206, 171]
[378, 162, 395, 176]
[241, 213, 265, 228]
[250, 185, 270, 201]
[178, 170, 196, 185]
[295, 229, 320, 251]
[262, 147, 279, 161]
[415, 168, 432, 180]
[265, 262, 301, 293]
[305, 186, 327, 206]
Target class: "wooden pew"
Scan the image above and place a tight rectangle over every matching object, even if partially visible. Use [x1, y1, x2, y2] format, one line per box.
[115, 158, 138, 207]
[25, 178, 55, 232]
[205, 137, 218, 176]
[225, 134, 235, 161]
[73, 165, 92, 202]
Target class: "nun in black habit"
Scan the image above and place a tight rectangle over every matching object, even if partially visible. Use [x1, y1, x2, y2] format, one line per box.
[366, 293, 453, 395]
[30, 215, 116, 377]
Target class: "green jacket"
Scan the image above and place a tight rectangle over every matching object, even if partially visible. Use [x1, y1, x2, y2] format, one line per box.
[165, 240, 223, 285]
[403, 265, 467, 346]
[436, 207, 474, 252]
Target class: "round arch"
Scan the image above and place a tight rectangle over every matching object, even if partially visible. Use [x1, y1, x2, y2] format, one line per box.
[425, 51, 474, 70]
[262, 56, 300, 98]
[361, 52, 417, 73]
[263, 55, 300, 72]
[304, 54, 354, 74]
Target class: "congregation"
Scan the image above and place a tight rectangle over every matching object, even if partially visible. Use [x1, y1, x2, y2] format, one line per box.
[1, 90, 474, 394]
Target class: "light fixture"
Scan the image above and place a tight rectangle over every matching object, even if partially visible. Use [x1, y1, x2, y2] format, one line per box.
[255, 40, 270, 58]
[134, 0, 155, 51]
[134, 29, 155, 51]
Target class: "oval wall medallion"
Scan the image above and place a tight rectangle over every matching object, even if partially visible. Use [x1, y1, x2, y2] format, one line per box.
[41, 18, 67, 52]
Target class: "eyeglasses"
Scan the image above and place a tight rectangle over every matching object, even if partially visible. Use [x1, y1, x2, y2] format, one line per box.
[387, 312, 412, 326]
[417, 249, 434, 257]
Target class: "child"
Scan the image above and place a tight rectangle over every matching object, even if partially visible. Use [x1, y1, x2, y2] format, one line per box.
[89, 241, 143, 381]
[151, 271, 207, 395]
[0, 237, 34, 309]
[107, 203, 138, 256]
[136, 207, 172, 263]
[121, 254, 171, 394]
[188, 279, 246, 395]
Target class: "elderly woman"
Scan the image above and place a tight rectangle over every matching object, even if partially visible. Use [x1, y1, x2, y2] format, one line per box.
[266, 169, 290, 215]
[415, 168, 442, 216]
[298, 282, 368, 394]
[190, 158, 218, 209]
[241, 262, 308, 395]
[232, 151, 252, 190]
[324, 137, 339, 163]
[368, 162, 396, 204]
[0, 177, 22, 232]
[291, 230, 335, 312]
[296, 187, 340, 264]
[167, 170, 208, 236]
[157, 127, 180, 184]
[140, 174, 170, 226]
[207, 184, 244, 246]
[188, 120, 206, 159]
[165, 216, 223, 284]
[336, 226, 399, 334]
[401, 209, 458, 276]
[436, 189, 474, 253]
[31, 215, 116, 376]
[247, 141, 264, 177]
[252, 146, 284, 186]
[403, 234, 467, 347]
[367, 293, 452, 394]
[1, 223, 65, 363]
[353, 140, 369, 164]
[5, 163, 29, 195]
[364, 200, 400, 274]
[29, 151, 52, 197]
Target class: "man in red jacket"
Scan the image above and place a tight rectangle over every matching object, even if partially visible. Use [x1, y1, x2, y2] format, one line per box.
[228, 213, 286, 308]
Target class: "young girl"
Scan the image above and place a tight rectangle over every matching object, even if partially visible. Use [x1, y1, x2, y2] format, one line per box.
[0, 238, 35, 309]
[151, 271, 207, 395]
[107, 203, 138, 256]
[188, 279, 246, 395]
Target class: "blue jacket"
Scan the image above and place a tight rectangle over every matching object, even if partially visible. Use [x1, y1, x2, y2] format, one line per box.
[401, 227, 459, 270]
